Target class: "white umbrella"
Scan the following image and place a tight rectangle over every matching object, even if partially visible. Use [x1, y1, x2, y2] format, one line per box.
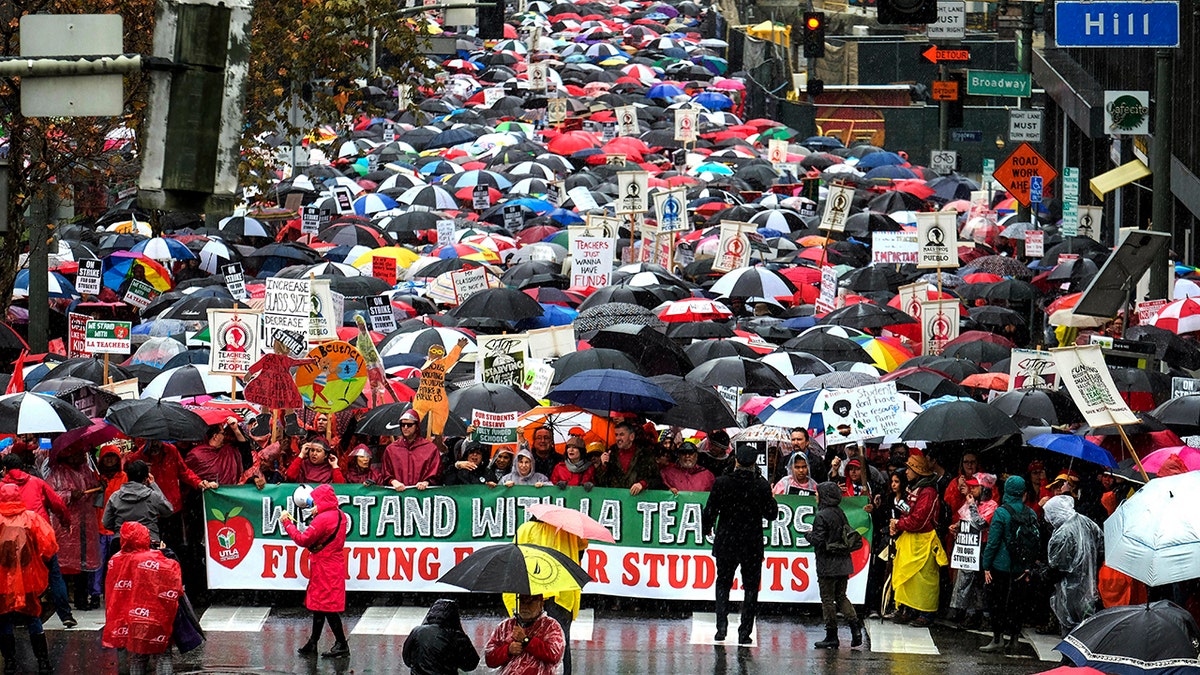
[1104, 471, 1200, 586]
[141, 365, 229, 402]
[0, 392, 91, 436]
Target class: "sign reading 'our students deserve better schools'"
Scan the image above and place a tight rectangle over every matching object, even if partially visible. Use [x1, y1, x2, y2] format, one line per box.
[203, 485, 873, 604]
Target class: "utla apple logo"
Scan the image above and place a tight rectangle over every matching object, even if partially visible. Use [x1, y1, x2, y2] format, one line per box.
[850, 526, 871, 577]
[208, 506, 254, 569]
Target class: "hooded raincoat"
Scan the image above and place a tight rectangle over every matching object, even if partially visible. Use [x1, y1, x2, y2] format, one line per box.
[282, 484, 347, 612]
[402, 599, 480, 675]
[891, 474, 948, 613]
[982, 476, 1038, 574]
[1044, 495, 1102, 632]
[45, 454, 103, 575]
[102, 521, 182, 654]
[500, 449, 549, 486]
[810, 482, 854, 578]
[0, 483, 57, 617]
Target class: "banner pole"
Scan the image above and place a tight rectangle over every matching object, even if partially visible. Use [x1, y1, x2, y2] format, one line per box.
[103, 353, 110, 385]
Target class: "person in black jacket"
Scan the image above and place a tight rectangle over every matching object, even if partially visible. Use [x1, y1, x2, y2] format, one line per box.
[702, 445, 778, 644]
[809, 481, 863, 650]
[402, 599, 480, 675]
[443, 441, 498, 487]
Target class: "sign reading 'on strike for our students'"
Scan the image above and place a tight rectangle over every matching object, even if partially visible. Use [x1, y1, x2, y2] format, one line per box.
[203, 485, 873, 604]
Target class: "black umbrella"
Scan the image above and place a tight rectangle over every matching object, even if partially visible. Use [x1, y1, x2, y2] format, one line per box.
[438, 544, 591, 595]
[667, 322, 736, 340]
[683, 339, 762, 367]
[50, 358, 133, 385]
[551, 349, 642, 385]
[1057, 601, 1200, 675]
[449, 287, 544, 323]
[648, 374, 737, 429]
[883, 367, 968, 400]
[353, 402, 468, 438]
[157, 293, 239, 322]
[589, 323, 692, 376]
[685, 356, 792, 394]
[899, 355, 984, 381]
[447, 383, 538, 420]
[104, 399, 208, 441]
[1124, 325, 1200, 370]
[576, 285, 669, 310]
[980, 279, 1039, 303]
[818, 303, 916, 329]
[901, 400, 1021, 442]
[0, 393, 92, 436]
[781, 332, 871, 364]
[939, 340, 1011, 368]
[990, 387, 1083, 426]
[1151, 394, 1200, 435]
[162, 349, 211, 370]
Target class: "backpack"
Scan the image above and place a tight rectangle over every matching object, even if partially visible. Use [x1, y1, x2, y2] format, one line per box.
[825, 520, 864, 555]
[1001, 504, 1039, 573]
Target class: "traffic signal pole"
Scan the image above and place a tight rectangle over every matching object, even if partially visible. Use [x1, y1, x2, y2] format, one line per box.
[938, 63, 948, 150]
[1149, 48, 1173, 299]
[1016, 2, 1034, 224]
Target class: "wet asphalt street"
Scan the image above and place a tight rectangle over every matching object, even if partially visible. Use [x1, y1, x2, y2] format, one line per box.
[30, 596, 1059, 674]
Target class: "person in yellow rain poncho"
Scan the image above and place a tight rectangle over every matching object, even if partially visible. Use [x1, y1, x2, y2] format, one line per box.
[503, 519, 587, 675]
[888, 449, 948, 628]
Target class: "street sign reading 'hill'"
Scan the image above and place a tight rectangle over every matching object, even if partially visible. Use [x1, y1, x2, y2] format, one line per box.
[1055, 1, 1180, 48]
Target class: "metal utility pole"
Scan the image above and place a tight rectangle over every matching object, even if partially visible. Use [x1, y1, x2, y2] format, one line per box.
[1015, 2, 1034, 223]
[938, 63, 948, 150]
[1149, 48, 1173, 299]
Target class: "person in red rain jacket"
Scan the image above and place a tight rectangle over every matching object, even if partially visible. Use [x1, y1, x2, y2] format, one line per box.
[549, 440, 596, 488]
[102, 521, 182, 675]
[281, 484, 349, 658]
[1, 453, 75, 628]
[485, 594, 565, 675]
[126, 441, 216, 515]
[0, 482, 58, 674]
[660, 442, 715, 494]
[285, 438, 346, 484]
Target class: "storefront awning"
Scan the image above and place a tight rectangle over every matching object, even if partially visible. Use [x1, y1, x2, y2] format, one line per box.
[1090, 159, 1151, 200]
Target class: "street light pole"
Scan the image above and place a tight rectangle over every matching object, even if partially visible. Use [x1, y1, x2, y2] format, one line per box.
[1149, 48, 1173, 299]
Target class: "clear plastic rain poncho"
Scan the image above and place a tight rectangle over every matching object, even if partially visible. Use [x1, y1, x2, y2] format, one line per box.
[1044, 495, 1103, 632]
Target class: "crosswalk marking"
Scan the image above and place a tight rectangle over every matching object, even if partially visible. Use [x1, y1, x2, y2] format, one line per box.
[1021, 628, 1064, 662]
[865, 618, 939, 654]
[572, 608, 594, 642]
[199, 605, 271, 632]
[43, 608, 105, 631]
[688, 612, 757, 646]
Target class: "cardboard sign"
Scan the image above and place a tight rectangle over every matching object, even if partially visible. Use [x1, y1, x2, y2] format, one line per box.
[546, 181, 562, 206]
[471, 410, 519, 445]
[207, 309, 261, 375]
[76, 259, 103, 296]
[1025, 230, 1045, 257]
[522, 359, 556, 400]
[68, 312, 92, 358]
[1136, 299, 1169, 324]
[436, 219, 457, 247]
[920, 299, 960, 356]
[951, 521, 982, 571]
[767, 139, 788, 164]
[294, 341, 368, 414]
[1171, 377, 1200, 399]
[713, 222, 750, 272]
[548, 98, 568, 124]
[1052, 345, 1139, 428]
[1008, 348, 1058, 390]
[569, 236, 614, 288]
[897, 282, 932, 321]
[451, 266, 490, 304]
[331, 186, 354, 214]
[653, 187, 689, 233]
[122, 279, 159, 311]
[308, 279, 338, 342]
[616, 172, 649, 214]
[1077, 205, 1103, 243]
[263, 277, 311, 356]
[503, 204, 524, 231]
[819, 382, 905, 443]
[871, 232, 919, 265]
[674, 109, 698, 142]
[472, 185, 491, 210]
[817, 266, 839, 314]
[371, 256, 398, 286]
[526, 325, 576, 360]
[366, 295, 398, 334]
[527, 62, 548, 91]
[301, 205, 321, 234]
[221, 262, 249, 301]
[567, 186, 599, 212]
[916, 211, 958, 269]
[819, 185, 854, 233]
[84, 320, 132, 354]
[477, 334, 527, 387]
[615, 105, 640, 136]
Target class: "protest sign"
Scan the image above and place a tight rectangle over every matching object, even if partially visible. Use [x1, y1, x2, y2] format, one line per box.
[221, 263, 250, 300]
[472, 185, 491, 210]
[1136, 299, 1169, 324]
[477, 334, 527, 387]
[920, 299, 960, 355]
[76, 259, 103, 296]
[951, 521, 982, 571]
[522, 359, 556, 400]
[301, 205, 321, 234]
[569, 236, 614, 288]
[207, 309, 260, 375]
[1052, 345, 1139, 428]
[122, 279, 159, 310]
[203, 484, 873, 605]
[567, 186, 599, 212]
[68, 313, 91, 358]
[331, 186, 354, 214]
[437, 219, 457, 247]
[366, 295, 398, 334]
[1172, 377, 1200, 399]
[1008, 348, 1058, 390]
[818, 382, 904, 443]
[916, 212, 957, 269]
[674, 108, 698, 142]
[653, 188, 689, 233]
[713, 221, 751, 272]
[309, 279, 338, 342]
[85, 320, 132, 355]
[450, 267, 490, 304]
[817, 266, 838, 314]
[819, 185, 854, 233]
[616, 172, 649, 214]
[294, 341, 368, 413]
[615, 105, 640, 136]
[263, 277, 310, 356]
[372, 256, 398, 286]
[897, 282, 931, 321]
[871, 232, 919, 265]
[526, 325, 575, 360]
[471, 410, 519, 445]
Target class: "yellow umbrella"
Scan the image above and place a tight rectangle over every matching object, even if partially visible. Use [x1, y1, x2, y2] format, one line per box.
[438, 544, 591, 596]
[351, 246, 421, 269]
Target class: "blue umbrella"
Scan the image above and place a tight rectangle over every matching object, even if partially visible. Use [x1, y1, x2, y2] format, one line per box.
[855, 151, 907, 170]
[549, 369, 676, 413]
[864, 165, 918, 180]
[1029, 433, 1117, 468]
[518, 304, 578, 330]
[646, 83, 685, 99]
[802, 135, 845, 150]
[506, 197, 555, 214]
[691, 91, 733, 111]
[15, 269, 77, 298]
[546, 208, 584, 225]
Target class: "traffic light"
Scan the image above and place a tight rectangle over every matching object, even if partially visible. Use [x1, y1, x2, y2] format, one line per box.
[477, 1, 506, 39]
[802, 12, 825, 59]
[877, 0, 938, 25]
[807, 79, 825, 97]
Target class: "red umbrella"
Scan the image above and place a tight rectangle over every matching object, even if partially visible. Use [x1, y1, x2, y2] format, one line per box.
[943, 330, 1015, 350]
[960, 372, 1011, 391]
[547, 131, 601, 155]
[516, 225, 561, 245]
[51, 422, 124, 457]
[962, 272, 1003, 284]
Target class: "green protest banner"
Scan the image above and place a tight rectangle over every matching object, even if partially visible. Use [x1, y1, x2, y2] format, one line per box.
[203, 484, 872, 604]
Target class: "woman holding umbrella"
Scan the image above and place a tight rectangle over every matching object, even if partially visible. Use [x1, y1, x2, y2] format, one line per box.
[280, 484, 349, 658]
